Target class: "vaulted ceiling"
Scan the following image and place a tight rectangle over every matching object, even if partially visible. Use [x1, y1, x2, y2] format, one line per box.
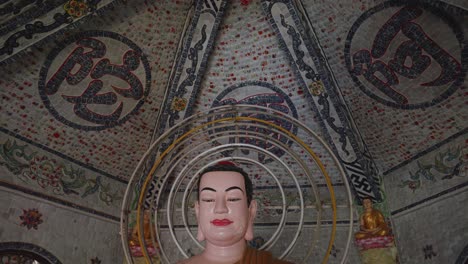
[0, 0, 466, 262]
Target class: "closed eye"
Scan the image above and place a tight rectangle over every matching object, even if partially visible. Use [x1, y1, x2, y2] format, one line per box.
[202, 199, 214, 202]
[227, 198, 242, 202]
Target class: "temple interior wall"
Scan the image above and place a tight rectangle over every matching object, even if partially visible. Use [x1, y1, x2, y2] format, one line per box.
[0, 0, 466, 263]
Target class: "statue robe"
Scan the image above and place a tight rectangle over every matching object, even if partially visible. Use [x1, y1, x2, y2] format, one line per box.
[234, 247, 293, 264]
[355, 208, 390, 239]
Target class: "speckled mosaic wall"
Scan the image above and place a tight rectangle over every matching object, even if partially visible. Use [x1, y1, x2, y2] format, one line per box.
[299, 0, 467, 263]
[0, 190, 121, 263]
[301, 0, 466, 174]
[384, 136, 467, 263]
[1, 0, 190, 262]
[152, 0, 363, 261]
[1, 0, 467, 263]
[1, 0, 190, 180]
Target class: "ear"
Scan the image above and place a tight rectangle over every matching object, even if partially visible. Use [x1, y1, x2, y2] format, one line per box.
[244, 200, 257, 241]
[195, 201, 205, 242]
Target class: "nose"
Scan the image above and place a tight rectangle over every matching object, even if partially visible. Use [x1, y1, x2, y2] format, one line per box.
[214, 198, 228, 214]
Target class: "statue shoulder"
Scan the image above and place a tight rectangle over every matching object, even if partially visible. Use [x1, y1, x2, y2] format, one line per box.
[246, 247, 294, 264]
[177, 256, 196, 264]
[177, 259, 190, 264]
[177, 254, 209, 264]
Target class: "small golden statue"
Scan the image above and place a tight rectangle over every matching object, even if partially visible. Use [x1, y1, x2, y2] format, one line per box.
[126, 210, 160, 264]
[355, 198, 391, 240]
[355, 198, 397, 264]
[129, 210, 157, 248]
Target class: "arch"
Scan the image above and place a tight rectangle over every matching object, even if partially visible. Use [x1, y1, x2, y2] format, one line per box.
[0, 242, 62, 264]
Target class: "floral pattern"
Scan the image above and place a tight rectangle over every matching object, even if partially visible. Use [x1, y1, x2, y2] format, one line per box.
[64, 0, 89, 18]
[399, 147, 467, 192]
[309, 80, 325, 96]
[0, 139, 121, 205]
[19, 208, 43, 230]
[171, 97, 187, 112]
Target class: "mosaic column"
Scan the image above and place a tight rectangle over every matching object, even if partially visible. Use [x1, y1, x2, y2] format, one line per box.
[262, 0, 382, 201]
[144, 0, 229, 207]
[0, 0, 118, 64]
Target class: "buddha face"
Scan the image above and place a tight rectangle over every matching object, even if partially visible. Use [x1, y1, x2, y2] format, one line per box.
[195, 170, 257, 247]
[363, 198, 373, 210]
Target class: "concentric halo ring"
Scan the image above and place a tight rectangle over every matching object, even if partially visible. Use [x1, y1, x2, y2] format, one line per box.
[121, 104, 354, 264]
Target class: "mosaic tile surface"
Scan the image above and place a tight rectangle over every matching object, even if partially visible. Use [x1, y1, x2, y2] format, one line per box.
[0, 0, 191, 180]
[301, 0, 467, 173]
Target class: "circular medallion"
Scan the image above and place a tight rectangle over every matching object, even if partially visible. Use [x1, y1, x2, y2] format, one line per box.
[39, 30, 151, 130]
[345, 1, 466, 109]
[211, 81, 298, 163]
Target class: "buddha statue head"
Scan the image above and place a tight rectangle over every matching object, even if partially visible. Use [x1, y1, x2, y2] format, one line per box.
[195, 161, 257, 248]
[362, 197, 373, 211]
[177, 162, 292, 264]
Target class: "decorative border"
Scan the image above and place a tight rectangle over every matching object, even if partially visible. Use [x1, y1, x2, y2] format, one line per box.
[390, 180, 468, 216]
[0, 0, 125, 65]
[157, 0, 228, 135]
[145, 0, 228, 208]
[0, 180, 120, 222]
[0, 0, 105, 58]
[384, 127, 468, 175]
[0, 242, 62, 264]
[262, 0, 381, 202]
[0, 0, 68, 36]
[0, 127, 128, 183]
[0, 128, 124, 220]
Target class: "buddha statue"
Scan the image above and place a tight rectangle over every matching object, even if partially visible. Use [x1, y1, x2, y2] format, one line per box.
[355, 198, 391, 240]
[178, 161, 292, 264]
[129, 209, 158, 249]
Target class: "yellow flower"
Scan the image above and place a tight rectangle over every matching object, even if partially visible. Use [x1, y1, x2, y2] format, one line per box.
[171, 97, 187, 112]
[309, 80, 325, 96]
[64, 0, 88, 18]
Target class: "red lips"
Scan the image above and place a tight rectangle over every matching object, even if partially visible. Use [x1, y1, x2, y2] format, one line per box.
[211, 219, 233, 226]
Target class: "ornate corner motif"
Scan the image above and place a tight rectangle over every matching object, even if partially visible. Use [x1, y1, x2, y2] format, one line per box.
[308, 80, 325, 96]
[19, 208, 43, 230]
[171, 97, 187, 112]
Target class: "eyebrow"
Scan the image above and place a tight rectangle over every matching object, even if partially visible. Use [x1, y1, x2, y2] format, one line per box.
[200, 186, 244, 193]
[225, 186, 244, 193]
[200, 187, 216, 193]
